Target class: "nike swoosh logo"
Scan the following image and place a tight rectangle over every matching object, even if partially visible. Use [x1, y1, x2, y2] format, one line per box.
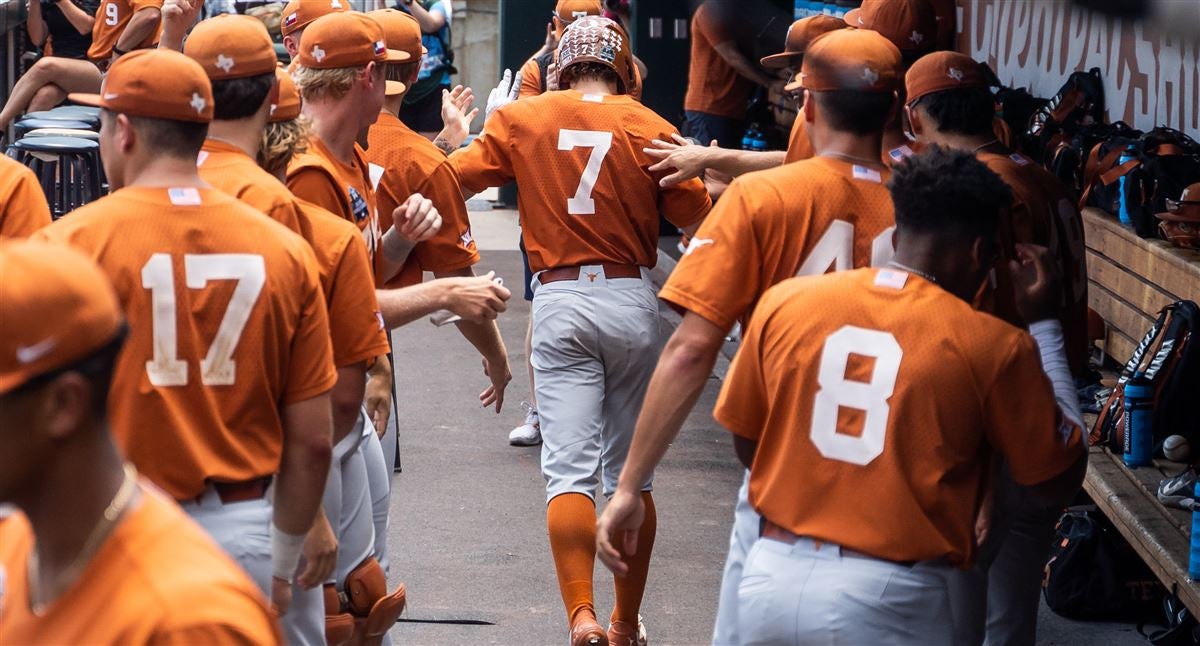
[15, 337, 56, 364]
[103, 93, 120, 100]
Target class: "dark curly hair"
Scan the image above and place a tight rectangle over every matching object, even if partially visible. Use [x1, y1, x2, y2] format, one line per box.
[887, 144, 1013, 243]
[911, 86, 996, 137]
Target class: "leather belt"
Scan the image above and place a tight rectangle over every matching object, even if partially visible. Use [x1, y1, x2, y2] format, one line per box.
[760, 519, 920, 567]
[538, 264, 642, 285]
[201, 477, 272, 505]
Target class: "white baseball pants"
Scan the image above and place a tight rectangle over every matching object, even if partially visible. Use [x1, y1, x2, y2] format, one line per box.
[530, 266, 661, 501]
[322, 412, 375, 585]
[712, 471, 758, 646]
[737, 536, 955, 646]
[183, 488, 326, 645]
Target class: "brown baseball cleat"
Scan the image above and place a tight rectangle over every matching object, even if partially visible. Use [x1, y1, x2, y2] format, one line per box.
[569, 608, 608, 646]
[607, 615, 648, 646]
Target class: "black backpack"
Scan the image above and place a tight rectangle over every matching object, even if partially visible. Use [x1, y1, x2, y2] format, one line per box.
[1044, 506, 1165, 621]
[1047, 121, 1141, 195]
[1082, 129, 1200, 238]
[1027, 67, 1106, 164]
[1092, 301, 1200, 452]
[993, 85, 1047, 156]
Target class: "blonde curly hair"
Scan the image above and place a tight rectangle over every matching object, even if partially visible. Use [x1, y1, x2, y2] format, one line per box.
[258, 116, 311, 179]
[292, 64, 367, 103]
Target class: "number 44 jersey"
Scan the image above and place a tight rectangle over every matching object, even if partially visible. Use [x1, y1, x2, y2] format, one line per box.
[715, 268, 1084, 568]
[449, 89, 712, 273]
[34, 187, 337, 501]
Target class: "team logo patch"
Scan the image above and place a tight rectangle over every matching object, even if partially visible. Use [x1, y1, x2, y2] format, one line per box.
[861, 67, 879, 86]
[190, 92, 207, 115]
[460, 229, 475, 249]
[874, 269, 909, 290]
[947, 67, 964, 82]
[1010, 153, 1030, 166]
[852, 165, 883, 183]
[284, 12, 298, 28]
[683, 237, 714, 256]
[311, 45, 327, 63]
[599, 45, 616, 63]
[168, 187, 202, 206]
[374, 311, 385, 331]
[374, 40, 387, 57]
[15, 337, 56, 364]
[571, 10, 586, 19]
[910, 31, 925, 45]
[348, 187, 369, 223]
[196, 150, 209, 166]
[216, 54, 236, 73]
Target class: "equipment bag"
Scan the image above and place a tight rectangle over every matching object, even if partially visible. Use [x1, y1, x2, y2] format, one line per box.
[1044, 506, 1165, 621]
[1138, 595, 1200, 646]
[1047, 121, 1140, 195]
[1027, 67, 1106, 164]
[1092, 301, 1200, 452]
[1081, 128, 1200, 239]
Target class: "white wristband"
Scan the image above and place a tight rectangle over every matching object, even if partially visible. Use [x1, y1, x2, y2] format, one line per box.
[271, 524, 306, 583]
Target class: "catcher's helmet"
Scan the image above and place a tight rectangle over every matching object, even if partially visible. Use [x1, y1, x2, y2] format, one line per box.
[557, 16, 636, 95]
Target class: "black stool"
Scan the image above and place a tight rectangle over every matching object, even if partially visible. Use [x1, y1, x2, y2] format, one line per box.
[13, 117, 94, 140]
[8, 137, 105, 219]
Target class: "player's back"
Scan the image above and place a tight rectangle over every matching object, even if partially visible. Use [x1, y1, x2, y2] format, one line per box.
[661, 156, 895, 331]
[198, 139, 303, 234]
[719, 268, 1073, 566]
[35, 187, 335, 501]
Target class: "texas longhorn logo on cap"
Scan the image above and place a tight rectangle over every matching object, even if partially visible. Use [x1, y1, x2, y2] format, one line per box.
[190, 92, 207, 115]
[311, 45, 327, 62]
[216, 54, 236, 73]
[862, 67, 880, 85]
[910, 30, 924, 45]
[947, 67, 964, 82]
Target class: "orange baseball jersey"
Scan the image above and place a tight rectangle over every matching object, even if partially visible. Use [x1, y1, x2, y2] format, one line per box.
[450, 90, 711, 272]
[661, 156, 894, 331]
[0, 156, 52, 238]
[287, 135, 382, 273]
[518, 51, 645, 101]
[783, 116, 813, 164]
[294, 197, 392, 366]
[366, 110, 479, 288]
[715, 268, 1084, 566]
[33, 187, 336, 500]
[88, 0, 163, 61]
[197, 139, 304, 234]
[0, 483, 282, 644]
[684, 2, 752, 119]
[980, 149, 1089, 375]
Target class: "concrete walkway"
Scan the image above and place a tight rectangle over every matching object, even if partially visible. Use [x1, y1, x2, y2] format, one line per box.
[381, 209, 1146, 645]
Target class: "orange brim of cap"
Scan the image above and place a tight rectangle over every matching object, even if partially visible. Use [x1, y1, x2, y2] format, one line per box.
[844, 8, 862, 26]
[384, 48, 411, 63]
[760, 51, 802, 71]
[784, 74, 803, 93]
[67, 93, 104, 108]
[385, 80, 407, 96]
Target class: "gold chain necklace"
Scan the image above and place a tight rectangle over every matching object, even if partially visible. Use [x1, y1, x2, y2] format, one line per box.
[27, 464, 139, 615]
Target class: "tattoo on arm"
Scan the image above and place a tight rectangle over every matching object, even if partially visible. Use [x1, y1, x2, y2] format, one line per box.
[433, 136, 456, 156]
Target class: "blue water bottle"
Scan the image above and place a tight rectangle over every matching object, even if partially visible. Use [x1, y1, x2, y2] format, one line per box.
[1123, 375, 1154, 467]
[750, 128, 768, 152]
[1190, 482, 1200, 580]
[1117, 146, 1135, 226]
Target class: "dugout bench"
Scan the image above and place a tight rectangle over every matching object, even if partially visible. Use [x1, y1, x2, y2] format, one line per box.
[1081, 206, 1200, 616]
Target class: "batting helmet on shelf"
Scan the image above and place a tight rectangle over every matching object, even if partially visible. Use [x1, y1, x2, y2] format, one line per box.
[556, 15, 636, 95]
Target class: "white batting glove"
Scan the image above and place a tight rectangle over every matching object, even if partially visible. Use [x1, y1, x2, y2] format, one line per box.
[485, 69, 523, 122]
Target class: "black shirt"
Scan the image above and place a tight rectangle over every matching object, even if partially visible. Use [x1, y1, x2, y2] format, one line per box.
[40, 0, 101, 60]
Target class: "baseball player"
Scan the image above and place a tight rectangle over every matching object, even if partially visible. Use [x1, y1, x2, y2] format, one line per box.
[280, 0, 348, 63]
[0, 156, 52, 237]
[33, 49, 335, 642]
[260, 66, 408, 646]
[517, 1, 643, 101]
[0, 240, 281, 645]
[716, 147, 1086, 645]
[451, 16, 712, 646]
[903, 52, 1090, 645]
[367, 8, 512, 414]
[0, 0, 163, 132]
[595, 28, 903, 646]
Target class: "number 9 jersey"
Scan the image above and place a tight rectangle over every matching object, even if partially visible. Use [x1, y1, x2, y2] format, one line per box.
[449, 89, 712, 273]
[33, 187, 337, 501]
[715, 268, 1084, 567]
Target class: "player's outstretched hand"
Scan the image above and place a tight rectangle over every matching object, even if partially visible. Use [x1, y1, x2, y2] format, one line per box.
[480, 355, 512, 413]
[158, 0, 202, 52]
[271, 576, 293, 617]
[444, 271, 511, 323]
[596, 488, 646, 576]
[645, 134, 719, 187]
[365, 357, 392, 439]
[297, 512, 338, 589]
[439, 85, 478, 149]
[1008, 243, 1059, 325]
[485, 69, 523, 122]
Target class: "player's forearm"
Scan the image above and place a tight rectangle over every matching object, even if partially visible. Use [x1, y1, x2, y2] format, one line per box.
[615, 336, 721, 493]
[713, 149, 786, 178]
[331, 365, 367, 444]
[115, 8, 161, 52]
[714, 42, 775, 88]
[1029, 320, 1083, 429]
[276, 393, 334, 535]
[434, 269, 508, 363]
[376, 281, 453, 329]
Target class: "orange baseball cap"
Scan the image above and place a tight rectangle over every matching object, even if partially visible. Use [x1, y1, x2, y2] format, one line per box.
[184, 14, 278, 81]
[368, 9, 422, 95]
[761, 15, 845, 70]
[845, 0, 938, 53]
[904, 51, 993, 106]
[68, 49, 214, 123]
[270, 67, 302, 122]
[295, 12, 406, 70]
[0, 240, 124, 396]
[555, 0, 602, 22]
[788, 28, 902, 93]
[281, 0, 349, 36]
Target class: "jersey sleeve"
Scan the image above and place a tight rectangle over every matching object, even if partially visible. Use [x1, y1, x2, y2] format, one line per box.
[658, 177, 766, 331]
[982, 334, 1084, 486]
[240, 183, 304, 235]
[658, 177, 711, 230]
[0, 165, 53, 238]
[713, 292, 774, 441]
[327, 233, 391, 368]
[283, 249, 338, 404]
[287, 167, 347, 221]
[448, 107, 516, 194]
[518, 57, 542, 98]
[411, 161, 480, 274]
